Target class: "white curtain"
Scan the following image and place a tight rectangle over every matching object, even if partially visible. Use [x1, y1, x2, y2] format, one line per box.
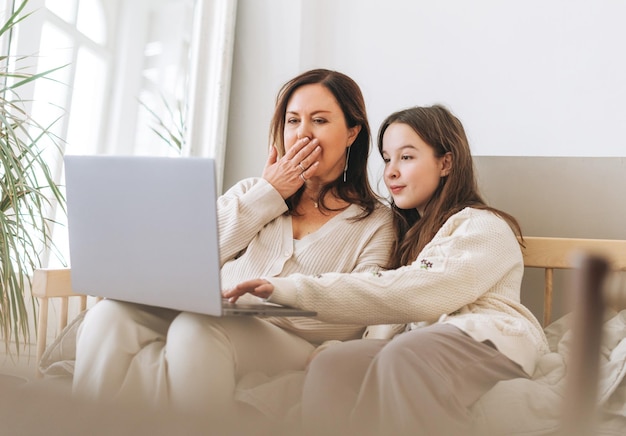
[185, 0, 238, 194]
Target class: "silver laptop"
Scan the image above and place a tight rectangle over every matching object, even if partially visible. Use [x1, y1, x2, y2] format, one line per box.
[63, 155, 316, 317]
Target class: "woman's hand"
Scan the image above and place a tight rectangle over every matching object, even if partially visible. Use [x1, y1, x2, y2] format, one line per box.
[262, 137, 321, 199]
[222, 278, 275, 303]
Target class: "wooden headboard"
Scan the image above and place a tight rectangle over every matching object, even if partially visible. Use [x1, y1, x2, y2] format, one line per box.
[521, 236, 626, 326]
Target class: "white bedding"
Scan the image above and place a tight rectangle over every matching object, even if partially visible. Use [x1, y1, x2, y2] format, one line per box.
[39, 310, 626, 434]
[470, 309, 626, 435]
[233, 310, 626, 434]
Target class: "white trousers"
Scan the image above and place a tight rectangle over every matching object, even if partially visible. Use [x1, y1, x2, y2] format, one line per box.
[302, 323, 528, 436]
[73, 300, 315, 415]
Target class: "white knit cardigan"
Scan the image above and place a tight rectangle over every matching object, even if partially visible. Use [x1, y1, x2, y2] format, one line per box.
[218, 177, 396, 343]
[267, 207, 549, 375]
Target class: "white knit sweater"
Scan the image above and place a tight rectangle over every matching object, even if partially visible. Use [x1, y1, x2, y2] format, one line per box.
[218, 177, 395, 343]
[267, 207, 550, 375]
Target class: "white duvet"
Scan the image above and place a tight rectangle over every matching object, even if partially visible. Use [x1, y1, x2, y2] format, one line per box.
[234, 310, 626, 435]
[39, 310, 626, 434]
[470, 310, 626, 435]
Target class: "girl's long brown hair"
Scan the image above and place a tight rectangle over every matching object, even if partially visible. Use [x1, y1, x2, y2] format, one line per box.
[378, 105, 522, 268]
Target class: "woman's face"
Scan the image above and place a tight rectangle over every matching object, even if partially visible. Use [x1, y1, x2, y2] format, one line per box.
[284, 83, 360, 184]
[381, 122, 450, 215]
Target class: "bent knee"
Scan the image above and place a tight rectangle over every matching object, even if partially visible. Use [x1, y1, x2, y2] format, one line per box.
[374, 328, 452, 372]
[306, 346, 355, 391]
[81, 299, 138, 331]
[167, 312, 227, 347]
[307, 343, 343, 374]
[77, 300, 147, 348]
[308, 340, 383, 381]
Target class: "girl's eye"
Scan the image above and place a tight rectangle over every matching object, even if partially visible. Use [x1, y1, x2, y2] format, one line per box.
[382, 157, 390, 164]
[401, 155, 412, 160]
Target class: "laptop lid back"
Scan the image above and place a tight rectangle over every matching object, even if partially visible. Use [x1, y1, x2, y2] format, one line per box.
[64, 155, 223, 316]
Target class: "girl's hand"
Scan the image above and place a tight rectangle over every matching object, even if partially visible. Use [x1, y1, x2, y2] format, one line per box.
[262, 137, 321, 199]
[222, 279, 275, 303]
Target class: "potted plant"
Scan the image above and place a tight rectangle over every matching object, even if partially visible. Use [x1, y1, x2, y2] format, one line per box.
[1, 0, 66, 354]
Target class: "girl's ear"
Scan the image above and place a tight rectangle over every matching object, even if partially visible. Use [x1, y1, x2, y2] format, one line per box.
[440, 152, 452, 177]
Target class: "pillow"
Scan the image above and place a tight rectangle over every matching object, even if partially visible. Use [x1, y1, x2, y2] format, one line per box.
[38, 310, 87, 377]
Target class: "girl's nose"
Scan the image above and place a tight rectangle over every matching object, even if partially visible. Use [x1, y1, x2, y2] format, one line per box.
[385, 162, 398, 180]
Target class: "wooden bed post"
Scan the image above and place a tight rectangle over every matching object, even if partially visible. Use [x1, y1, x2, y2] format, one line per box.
[543, 267, 553, 327]
[561, 253, 608, 436]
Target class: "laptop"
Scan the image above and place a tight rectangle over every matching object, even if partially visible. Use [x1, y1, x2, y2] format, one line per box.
[63, 155, 316, 317]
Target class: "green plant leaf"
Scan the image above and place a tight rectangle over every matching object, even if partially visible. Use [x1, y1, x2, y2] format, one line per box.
[1, 0, 67, 354]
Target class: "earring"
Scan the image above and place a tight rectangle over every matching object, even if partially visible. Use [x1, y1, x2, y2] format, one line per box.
[343, 146, 351, 182]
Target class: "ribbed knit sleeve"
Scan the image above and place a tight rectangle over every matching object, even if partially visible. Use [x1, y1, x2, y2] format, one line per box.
[217, 178, 288, 264]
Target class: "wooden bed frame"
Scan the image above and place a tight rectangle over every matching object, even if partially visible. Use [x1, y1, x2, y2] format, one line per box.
[521, 236, 626, 325]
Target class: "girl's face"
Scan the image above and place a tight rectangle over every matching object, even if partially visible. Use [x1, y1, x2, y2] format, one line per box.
[381, 122, 451, 215]
[284, 83, 360, 184]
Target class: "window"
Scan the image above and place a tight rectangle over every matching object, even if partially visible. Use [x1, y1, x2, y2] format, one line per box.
[10, 0, 236, 267]
[32, 0, 193, 157]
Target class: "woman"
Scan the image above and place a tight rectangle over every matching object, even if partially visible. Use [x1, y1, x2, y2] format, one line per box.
[72, 69, 394, 416]
[225, 105, 550, 435]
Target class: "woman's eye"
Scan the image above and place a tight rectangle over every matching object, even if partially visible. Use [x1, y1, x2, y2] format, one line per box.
[382, 157, 390, 164]
[313, 118, 327, 124]
[286, 118, 299, 125]
[401, 155, 412, 160]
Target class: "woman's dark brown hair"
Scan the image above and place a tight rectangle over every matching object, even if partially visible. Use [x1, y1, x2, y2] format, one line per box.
[269, 69, 378, 218]
[377, 105, 523, 268]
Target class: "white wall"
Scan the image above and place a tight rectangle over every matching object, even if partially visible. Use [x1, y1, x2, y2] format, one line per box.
[224, 0, 626, 191]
